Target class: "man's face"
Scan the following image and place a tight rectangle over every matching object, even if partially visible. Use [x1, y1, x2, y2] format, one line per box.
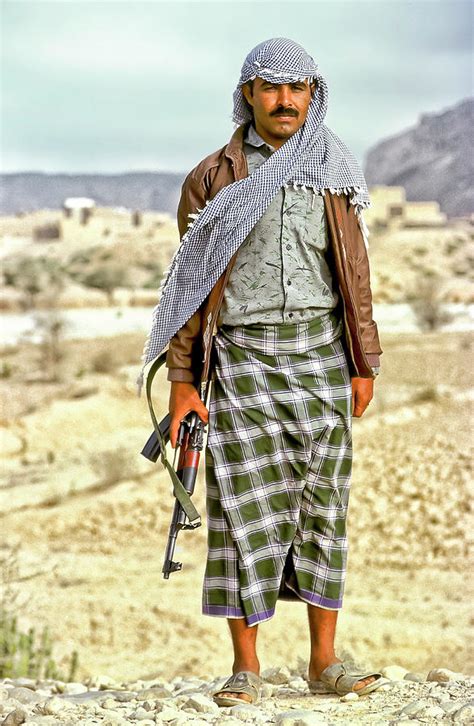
[241, 76, 315, 149]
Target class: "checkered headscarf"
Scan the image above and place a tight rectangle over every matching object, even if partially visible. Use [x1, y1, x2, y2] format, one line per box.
[136, 37, 371, 396]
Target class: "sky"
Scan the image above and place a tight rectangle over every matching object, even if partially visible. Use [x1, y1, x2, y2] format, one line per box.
[1, 0, 472, 175]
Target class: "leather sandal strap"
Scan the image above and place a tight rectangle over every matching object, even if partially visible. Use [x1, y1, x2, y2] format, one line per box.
[217, 671, 261, 698]
[320, 663, 383, 695]
[320, 662, 347, 689]
[335, 672, 382, 695]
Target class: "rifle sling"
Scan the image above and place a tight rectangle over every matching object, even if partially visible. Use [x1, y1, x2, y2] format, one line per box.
[145, 353, 201, 527]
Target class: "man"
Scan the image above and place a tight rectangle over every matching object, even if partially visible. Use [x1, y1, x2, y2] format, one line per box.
[137, 38, 384, 704]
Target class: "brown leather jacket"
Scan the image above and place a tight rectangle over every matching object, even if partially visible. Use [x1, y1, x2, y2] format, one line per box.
[165, 123, 382, 394]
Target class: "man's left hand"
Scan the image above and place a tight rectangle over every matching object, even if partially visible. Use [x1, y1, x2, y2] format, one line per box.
[351, 377, 374, 417]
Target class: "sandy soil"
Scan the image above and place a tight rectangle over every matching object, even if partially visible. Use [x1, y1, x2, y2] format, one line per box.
[0, 329, 473, 684]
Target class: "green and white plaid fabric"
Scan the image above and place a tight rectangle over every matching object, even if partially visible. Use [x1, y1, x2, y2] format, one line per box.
[203, 309, 353, 626]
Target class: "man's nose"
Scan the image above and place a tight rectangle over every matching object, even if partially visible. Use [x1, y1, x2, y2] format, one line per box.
[276, 84, 293, 106]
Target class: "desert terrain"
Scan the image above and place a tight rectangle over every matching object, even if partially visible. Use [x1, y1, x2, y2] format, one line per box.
[0, 208, 473, 724]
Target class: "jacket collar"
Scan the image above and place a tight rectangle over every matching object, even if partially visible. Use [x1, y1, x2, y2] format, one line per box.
[223, 123, 250, 177]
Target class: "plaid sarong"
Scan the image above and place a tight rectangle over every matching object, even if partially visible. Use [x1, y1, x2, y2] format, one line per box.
[203, 309, 353, 626]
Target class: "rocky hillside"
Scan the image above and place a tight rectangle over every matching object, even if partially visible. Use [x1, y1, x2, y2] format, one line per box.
[364, 97, 473, 219]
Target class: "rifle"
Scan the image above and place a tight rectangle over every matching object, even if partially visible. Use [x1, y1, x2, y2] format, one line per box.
[140, 351, 207, 578]
[161, 412, 205, 577]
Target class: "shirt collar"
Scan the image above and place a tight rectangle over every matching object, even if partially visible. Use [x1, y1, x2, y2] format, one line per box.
[244, 123, 276, 153]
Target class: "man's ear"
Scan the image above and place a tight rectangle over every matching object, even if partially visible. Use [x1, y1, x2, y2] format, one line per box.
[241, 82, 254, 108]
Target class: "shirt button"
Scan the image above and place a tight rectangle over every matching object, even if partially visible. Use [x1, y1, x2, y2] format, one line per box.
[286, 244, 291, 250]
[288, 313, 294, 318]
[287, 280, 292, 286]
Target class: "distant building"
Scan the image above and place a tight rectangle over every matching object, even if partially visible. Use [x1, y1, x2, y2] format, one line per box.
[365, 186, 447, 229]
[63, 197, 96, 225]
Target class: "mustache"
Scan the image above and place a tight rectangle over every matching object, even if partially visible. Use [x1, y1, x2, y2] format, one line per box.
[270, 106, 299, 117]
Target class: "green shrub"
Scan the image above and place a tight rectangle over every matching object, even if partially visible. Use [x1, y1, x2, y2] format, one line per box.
[0, 544, 79, 681]
[0, 361, 13, 379]
[91, 350, 116, 374]
[82, 265, 129, 300]
[144, 268, 164, 289]
[33, 222, 61, 241]
[0, 612, 79, 681]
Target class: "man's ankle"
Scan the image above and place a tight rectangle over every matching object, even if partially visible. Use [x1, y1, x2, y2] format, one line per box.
[308, 652, 340, 676]
[232, 658, 260, 675]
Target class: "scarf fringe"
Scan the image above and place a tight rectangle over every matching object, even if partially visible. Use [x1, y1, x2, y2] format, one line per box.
[135, 231, 190, 397]
[355, 206, 370, 250]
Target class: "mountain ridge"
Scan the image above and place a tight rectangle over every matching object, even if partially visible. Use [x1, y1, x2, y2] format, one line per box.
[363, 97, 473, 218]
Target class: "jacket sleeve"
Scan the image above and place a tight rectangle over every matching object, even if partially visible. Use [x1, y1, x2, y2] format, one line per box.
[165, 170, 208, 383]
[346, 200, 383, 369]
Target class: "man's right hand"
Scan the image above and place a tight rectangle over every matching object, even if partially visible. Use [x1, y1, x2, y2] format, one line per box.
[168, 381, 209, 448]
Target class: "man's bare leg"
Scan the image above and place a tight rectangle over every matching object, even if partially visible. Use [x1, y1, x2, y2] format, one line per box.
[214, 619, 260, 702]
[307, 604, 376, 690]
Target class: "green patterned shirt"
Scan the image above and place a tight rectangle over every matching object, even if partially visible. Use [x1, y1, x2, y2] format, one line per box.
[218, 124, 339, 327]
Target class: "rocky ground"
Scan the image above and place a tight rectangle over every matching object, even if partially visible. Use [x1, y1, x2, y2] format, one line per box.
[1, 666, 474, 725]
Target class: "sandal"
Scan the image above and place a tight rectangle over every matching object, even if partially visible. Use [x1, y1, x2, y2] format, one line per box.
[213, 671, 262, 707]
[308, 661, 389, 696]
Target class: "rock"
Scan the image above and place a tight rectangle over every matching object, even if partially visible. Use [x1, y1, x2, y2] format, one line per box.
[1, 708, 27, 726]
[62, 683, 88, 695]
[340, 692, 359, 702]
[35, 696, 73, 716]
[427, 668, 460, 682]
[423, 705, 446, 718]
[1, 430, 24, 457]
[0, 692, 9, 703]
[101, 697, 120, 709]
[6, 689, 43, 706]
[229, 703, 265, 721]
[6, 681, 35, 691]
[155, 708, 183, 722]
[59, 689, 136, 704]
[398, 700, 428, 717]
[261, 684, 275, 698]
[262, 666, 292, 685]
[110, 690, 137, 702]
[86, 675, 118, 690]
[136, 686, 173, 700]
[381, 665, 409, 680]
[275, 711, 329, 726]
[453, 703, 474, 722]
[129, 707, 153, 721]
[404, 672, 425, 682]
[288, 678, 308, 691]
[183, 693, 219, 713]
[441, 701, 466, 715]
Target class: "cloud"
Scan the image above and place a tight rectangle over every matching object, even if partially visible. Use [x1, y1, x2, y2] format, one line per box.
[2, 0, 472, 173]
